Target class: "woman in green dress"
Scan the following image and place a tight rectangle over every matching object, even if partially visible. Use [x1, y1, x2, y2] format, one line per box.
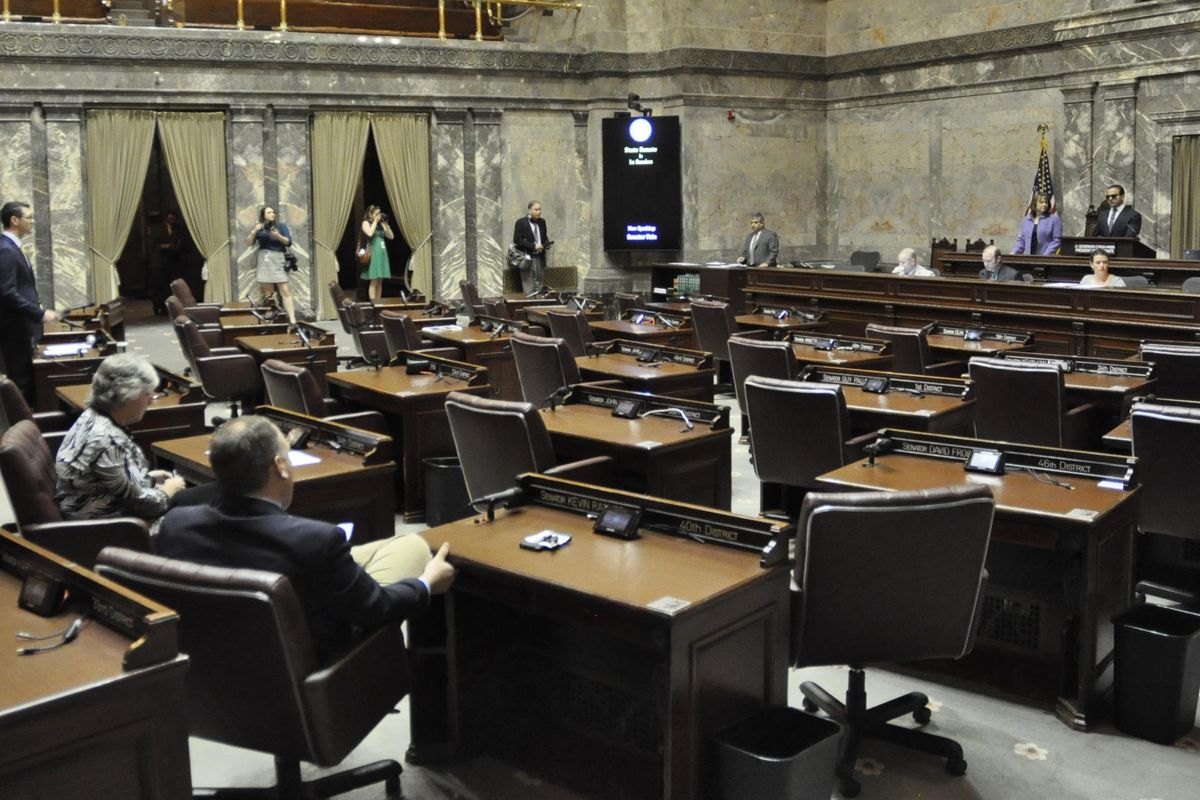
[360, 205, 395, 300]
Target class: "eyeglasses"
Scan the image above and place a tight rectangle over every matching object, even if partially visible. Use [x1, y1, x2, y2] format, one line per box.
[1105, 193, 1121, 199]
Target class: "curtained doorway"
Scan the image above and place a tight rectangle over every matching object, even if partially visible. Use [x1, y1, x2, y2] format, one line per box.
[334, 133, 413, 300]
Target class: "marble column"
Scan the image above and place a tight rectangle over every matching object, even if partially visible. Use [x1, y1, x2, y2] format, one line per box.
[473, 110, 505, 297]
[1060, 85, 1095, 237]
[29, 104, 54, 305]
[571, 110, 592, 287]
[1097, 80, 1138, 201]
[45, 105, 89, 309]
[0, 107, 35, 291]
[230, 107, 266, 300]
[432, 110, 467, 304]
[275, 107, 313, 312]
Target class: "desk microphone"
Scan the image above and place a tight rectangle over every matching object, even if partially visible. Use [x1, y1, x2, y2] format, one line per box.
[863, 436, 894, 467]
[367, 350, 385, 372]
[540, 385, 572, 411]
[584, 341, 608, 358]
[640, 407, 695, 432]
[471, 486, 525, 523]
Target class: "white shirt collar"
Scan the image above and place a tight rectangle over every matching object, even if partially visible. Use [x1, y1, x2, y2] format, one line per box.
[2, 231, 22, 248]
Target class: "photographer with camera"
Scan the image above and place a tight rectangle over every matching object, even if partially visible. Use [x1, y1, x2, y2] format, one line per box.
[245, 205, 297, 327]
[512, 200, 553, 294]
[359, 205, 395, 300]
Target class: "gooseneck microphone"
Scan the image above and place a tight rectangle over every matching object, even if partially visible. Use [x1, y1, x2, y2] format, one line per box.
[540, 385, 573, 411]
[863, 436, 894, 467]
[471, 486, 525, 523]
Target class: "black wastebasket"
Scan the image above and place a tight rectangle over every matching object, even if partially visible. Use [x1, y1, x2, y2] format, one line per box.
[423, 457, 473, 527]
[716, 706, 842, 800]
[1113, 604, 1200, 744]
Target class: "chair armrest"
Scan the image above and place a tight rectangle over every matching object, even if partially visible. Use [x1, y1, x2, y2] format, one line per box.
[544, 455, 618, 487]
[302, 623, 409, 765]
[22, 518, 151, 568]
[925, 358, 968, 378]
[326, 411, 389, 435]
[412, 346, 462, 359]
[843, 430, 878, 463]
[962, 568, 989, 657]
[730, 329, 769, 340]
[526, 325, 548, 337]
[198, 327, 225, 350]
[1064, 401, 1098, 419]
[32, 410, 71, 432]
[1063, 402, 1100, 450]
[208, 346, 242, 357]
[185, 306, 221, 326]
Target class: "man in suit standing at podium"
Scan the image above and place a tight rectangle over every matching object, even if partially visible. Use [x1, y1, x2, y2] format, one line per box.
[0, 201, 59, 403]
[1094, 184, 1142, 238]
[737, 212, 779, 267]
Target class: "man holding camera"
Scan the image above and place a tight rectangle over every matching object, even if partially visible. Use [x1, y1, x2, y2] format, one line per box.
[512, 200, 552, 294]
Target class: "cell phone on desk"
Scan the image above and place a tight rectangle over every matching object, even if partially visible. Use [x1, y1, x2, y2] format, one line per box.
[286, 427, 311, 450]
[636, 349, 658, 363]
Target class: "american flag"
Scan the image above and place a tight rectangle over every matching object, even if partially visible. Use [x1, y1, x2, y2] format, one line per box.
[1027, 125, 1056, 215]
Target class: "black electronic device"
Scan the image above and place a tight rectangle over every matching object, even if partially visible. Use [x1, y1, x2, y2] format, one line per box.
[593, 505, 642, 540]
[635, 348, 658, 363]
[964, 448, 1006, 475]
[631, 312, 653, 325]
[774, 308, 789, 320]
[813, 337, 838, 351]
[18, 574, 66, 616]
[863, 376, 889, 394]
[602, 115, 682, 251]
[406, 358, 431, 375]
[612, 398, 643, 419]
[286, 427, 311, 450]
[964, 329, 983, 342]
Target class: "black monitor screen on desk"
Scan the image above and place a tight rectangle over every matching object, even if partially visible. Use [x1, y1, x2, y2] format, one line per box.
[601, 115, 682, 251]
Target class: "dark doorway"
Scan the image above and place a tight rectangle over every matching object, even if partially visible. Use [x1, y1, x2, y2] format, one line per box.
[335, 133, 413, 300]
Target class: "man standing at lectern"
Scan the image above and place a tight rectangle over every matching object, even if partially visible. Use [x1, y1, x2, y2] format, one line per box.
[737, 212, 779, 267]
[512, 200, 551, 294]
[0, 201, 59, 403]
[1094, 184, 1142, 238]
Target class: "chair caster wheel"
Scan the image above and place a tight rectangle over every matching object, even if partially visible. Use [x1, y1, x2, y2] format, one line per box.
[946, 757, 967, 776]
[838, 776, 862, 797]
[802, 697, 819, 713]
[913, 706, 932, 725]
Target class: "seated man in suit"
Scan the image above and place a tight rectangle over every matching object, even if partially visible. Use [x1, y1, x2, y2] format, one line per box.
[736, 212, 779, 267]
[1094, 184, 1142, 238]
[157, 415, 455, 660]
[892, 247, 936, 277]
[978, 245, 1020, 281]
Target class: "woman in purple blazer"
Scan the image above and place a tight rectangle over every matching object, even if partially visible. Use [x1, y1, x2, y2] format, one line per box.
[1012, 194, 1062, 255]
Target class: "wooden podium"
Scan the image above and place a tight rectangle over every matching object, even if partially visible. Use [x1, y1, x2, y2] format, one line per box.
[1061, 236, 1157, 259]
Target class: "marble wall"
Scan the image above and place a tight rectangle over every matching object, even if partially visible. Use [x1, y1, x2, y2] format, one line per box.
[0, 111, 35, 283]
[45, 108, 89, 309]
[432, 111, 467, 303]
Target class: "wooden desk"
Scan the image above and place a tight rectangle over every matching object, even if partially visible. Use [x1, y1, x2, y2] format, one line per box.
[789, 333, 893, 370]
[590, 319, 695, 348]
[409, 474, 789, 800]
[31, 343, 115, 412]
[798, 366, 976, 435]
[420, 325, 520, 401]
[926, 323, 1033, 359]
[65, 300, 125, 340]
[218, 314, 289, 346]
[522, 304, 605, 329]
[152, 407, 397, 541]
[235, 329, 338, 394]
[995, 352, 1156, 414]
[541, 385, 733, 509]
[934, 250, 1200, 288]
[577, 341, 716, 402]
[0, 532, 189, 800]
[649, 263, 749, 302]
[326, 356, 490, 522]
[735, 313, 826, 338]
[817, 429, 1139, 730]
[56, 367, 206, 455]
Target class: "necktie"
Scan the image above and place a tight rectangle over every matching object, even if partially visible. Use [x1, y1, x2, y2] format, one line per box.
[1108, 208, 1117, 230]
[532, 219, 540, 247]
[749, 233, 760, 260]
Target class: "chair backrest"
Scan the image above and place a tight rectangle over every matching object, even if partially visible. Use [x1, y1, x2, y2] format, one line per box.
[482, 297, 513, 320]
[1020, 272, 1034, 283]
[0, 375, 34, 439]
[965, 238, 992, 253]
[510, 331, 580, 406]
[864, 323, 929, 374]
[177, 315, 214, 359]
[165, 295, 186, 322]
[1182, 250, 1200, 263]
[689, 299, 737, 362]
[0, 419, 62, 526]
[833, 262, 867, 272]
[459, 280, 482, 319]
[848, 250, 881, 270]
[1131, 403, 1200, 541]
[1181, 276, 1200, 292]
[1123, 275, 1149, 289]
[545, 310, 593, 358]
[792, 485, 994, 666]
[261, 359, 326, 417]
[744, 377, 854, 489]
[444, 390, 557, 502]
[968, 356, 1066, 447]
[1139, 342, 1200, 401]
[727, 337, 797, 415]
[170, 278, 198, 307]
[614, 292, 645, 316]
[328, 281, 349, 307]
[379, 310, 421, 359]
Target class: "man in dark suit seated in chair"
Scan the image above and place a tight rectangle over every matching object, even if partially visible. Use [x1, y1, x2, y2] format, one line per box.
[157, 415, 455, 659]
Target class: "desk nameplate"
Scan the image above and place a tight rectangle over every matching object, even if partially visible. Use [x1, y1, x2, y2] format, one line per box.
[998, 352, 1154, 379]
[570, 385, 727, 428]
[801, 366, 971, 399]
[609, 339, 709, 367]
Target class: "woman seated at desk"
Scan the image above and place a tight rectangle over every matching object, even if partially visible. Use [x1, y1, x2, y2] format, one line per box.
[56, 354, 187, 527]
[1079, 252, 1126, 288]
[1012, 193, 1062, 255]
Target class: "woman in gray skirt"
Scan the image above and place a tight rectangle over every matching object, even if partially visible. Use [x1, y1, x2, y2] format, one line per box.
[244, 205, 296, 326]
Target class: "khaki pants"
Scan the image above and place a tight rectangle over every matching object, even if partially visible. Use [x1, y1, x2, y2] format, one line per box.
[351, 534, 432, 586]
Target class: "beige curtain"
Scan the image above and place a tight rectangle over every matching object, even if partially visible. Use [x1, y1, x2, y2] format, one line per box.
[312, 113, 371, 318]
[1171, 136, 1200, 259]
[86, 110, 156, 302]
[157, 112, 234, 303]
[371, 114, 434, 296]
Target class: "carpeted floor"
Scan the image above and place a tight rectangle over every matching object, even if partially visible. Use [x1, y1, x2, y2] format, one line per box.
[14, 301, 1199, 799]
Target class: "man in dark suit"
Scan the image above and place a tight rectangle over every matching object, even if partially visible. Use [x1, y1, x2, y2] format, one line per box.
[157, 415, 455, 659]
[512, 200, 551, 293]
[1093, 184, 1142, 238]
[0, 201, 59, 403]
[737, 212, 779, 267]
[978, 245, 1020, 281]
[147, 210, 185, 316]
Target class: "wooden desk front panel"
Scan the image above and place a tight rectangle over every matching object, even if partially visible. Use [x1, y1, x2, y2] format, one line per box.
[838, 386, 975, 435]
[412, 507, 789, 800]
[421, 329, 520, 401]
[56, 385, 206, 456]
[219, 317, 289, 347]
[153, 435, 396, 542]
[577, 356, 715, 402]
[32, 351, 106, 412]
[590, 320, 697, 349]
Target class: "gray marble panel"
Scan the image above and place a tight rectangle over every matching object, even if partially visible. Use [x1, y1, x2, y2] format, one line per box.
[275, 114, 313, 312]
[231, 113, 266, 300]
[432, 112, 466, 304]
[571, 111, 592, 287]
[1098, 82, 1138, 199]
[46, 116, 88, 309]
[1060, 87, 1094, 239]
[474, 112, 505, 297]
[0, 118, 34, 272]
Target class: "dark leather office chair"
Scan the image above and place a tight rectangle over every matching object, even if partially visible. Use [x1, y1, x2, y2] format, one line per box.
[95, 548, 406, 800]
[1138, 341, 1200, 401]
[0, 374, 70, 451]
[848, 250, 881, 271]
[509, 330, 582, 408]
[743, 377, 874, 518]
[833, 262, 867, 272]
[1181, 251, 1200, 263]
[1181, 275, 1200, 292]
[727, 337, 798, 441]
[964, 238, 993, 253]
[176, 315, 261, 417]
[170, 278, 221, 325]
[614, 291, 645, 316]
[329, 281, 377, 333]
[459, 279, 484, 321]
[1123, 275, 1149, 289]
[0, 421, 150, 566]
[968, 356, 1097, 448]
[444, 390, 616, 504]
[864, 323, 963, 376]
[792, 486, 994, 797]
[482, 296, 513, 320]
[378, 310, 457, 362]
[339, 301, 389, 368]
[1130, 403, 1200, 609]
[259, 359, 386, 434]
[545, 309, 595, 358]
[691, 298, 758, 393]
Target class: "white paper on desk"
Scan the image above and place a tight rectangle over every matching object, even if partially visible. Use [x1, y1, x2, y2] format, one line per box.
[1043, 282, 1078, 288]
[422, 324, 462, 333]
[288, 450, 322, 467]
[42, 343, 91, 357]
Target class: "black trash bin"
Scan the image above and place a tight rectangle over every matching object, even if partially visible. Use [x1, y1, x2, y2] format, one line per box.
[716, 706, 842, 800]
[1113, 604, 1200, 744]
[423, 457, 473, 527]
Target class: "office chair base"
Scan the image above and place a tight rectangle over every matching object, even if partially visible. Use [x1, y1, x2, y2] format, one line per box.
[800, 668, 966, 797]
[194, 756, 403, 799]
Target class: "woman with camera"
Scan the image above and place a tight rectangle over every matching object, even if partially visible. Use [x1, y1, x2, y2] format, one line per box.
[245, 205, 297, 326]
[360, 205, 394, 300]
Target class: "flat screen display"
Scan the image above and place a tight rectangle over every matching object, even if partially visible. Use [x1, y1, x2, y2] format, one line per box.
[602, 116, 682, 251]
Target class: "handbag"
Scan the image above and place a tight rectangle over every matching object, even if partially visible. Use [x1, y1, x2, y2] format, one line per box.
[506, 244, 526, 270]
[283, 248, 299, 272]
[356, 242, 372, 267]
